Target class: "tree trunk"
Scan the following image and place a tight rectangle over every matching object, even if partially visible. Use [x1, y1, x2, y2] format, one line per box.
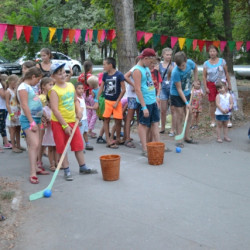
[222, 0, 234, 74]
[79, 42, 85, 65]
[111, 0, 138, 73]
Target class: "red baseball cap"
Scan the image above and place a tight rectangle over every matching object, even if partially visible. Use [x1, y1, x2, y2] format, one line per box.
[138, 48, 156, 59]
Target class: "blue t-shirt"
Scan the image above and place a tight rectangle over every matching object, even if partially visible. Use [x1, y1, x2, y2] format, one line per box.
[102, 71, 125, 101]
[92, 88, 99, 103]
[133, 65, 156, 105]
[17, 82, 43, 118]
[170, 59, 196, 96]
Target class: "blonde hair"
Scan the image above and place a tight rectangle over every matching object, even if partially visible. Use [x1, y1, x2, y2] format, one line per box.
[162, 47, 173, 56]
[87, 75, 99, 89]
[6, 74, 19, 88]
[0, 74, 8, 90]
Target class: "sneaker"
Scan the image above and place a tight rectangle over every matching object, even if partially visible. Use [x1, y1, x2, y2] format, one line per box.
[85, 144, 94, 150]
[227, 122, 232, 128]
[79, 167, 98, 175]
[3, 143, 12, 149]
[96, 136, 106, 144]
[141, 150, 148, 157]
[64, 173, 73, 181]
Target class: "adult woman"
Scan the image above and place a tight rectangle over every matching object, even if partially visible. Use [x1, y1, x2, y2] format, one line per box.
[203, 45, 232, 127]
[158, 48, 175, 135]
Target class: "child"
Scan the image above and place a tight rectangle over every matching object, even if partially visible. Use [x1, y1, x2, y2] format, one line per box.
[97, 57, 126, 149]
[49, 63, 97, 181]
[75, 82, 94, 151]
[191, 81, 204, 129]
[17, 67, 49, 184]
[87, 75, 99, 110]
[78, 60, 97, 138]
[149, 59, 162, 97]
[5, 75, 23, 153]
[215, 81, 233, 143]
[133, 49, 161, 156]
[37, 77, 55, 169]
[42, 95, 57, 171]
[0, 74, 12, 152]
[170, 51, 199, 148]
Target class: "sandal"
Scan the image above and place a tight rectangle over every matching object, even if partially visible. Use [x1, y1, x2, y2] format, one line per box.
[37, 161, 43, 169]
[49, 166, 56, 172]
[159, 130, 165, 134]
[217, 138, 223, 143]
[184, 139, 198, 144]
[36, 169, 50, 175]
[116, 140, 125, 145]
[96, 136, 106, 144]
[224, 137, 232, 142]
[106, 143, 119, 149]
[124, 140, 136, 148]
[175, 143, 184, 148]
[29, 176, 39, 184]
[210, 123, 216, 128]
[141, 150, 148, 157]
[168, 131, 175, 137]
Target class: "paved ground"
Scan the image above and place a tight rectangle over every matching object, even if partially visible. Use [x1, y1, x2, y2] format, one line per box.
[0, 122, 250, 250]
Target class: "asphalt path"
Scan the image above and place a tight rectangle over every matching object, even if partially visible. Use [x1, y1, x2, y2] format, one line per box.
[1, 121, 250, 250]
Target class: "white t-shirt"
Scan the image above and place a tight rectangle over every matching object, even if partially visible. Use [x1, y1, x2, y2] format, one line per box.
[126, 66, 137, 98]
[77, 97, 87, 120]
[0, 83, 6, 109]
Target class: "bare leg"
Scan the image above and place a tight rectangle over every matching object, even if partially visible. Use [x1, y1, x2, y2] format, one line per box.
[170, 105, 176, 134]
[15, 126, 21, 148]
[209, 101, 216, 124]
[75, 150, 85, 166]
[9, 127, 16, 149]
[160, 100, 168, 132]
[223, 121, 231, 141]
[151, 122, 160, 142]
[83, 132, 89, 144]
[216, 121, 223, 141]
[48, 146, 55, 169]
[184, 106, 192, 140]
[125, 109, 135, 141]
[175, 106, 185, 142]
[138, 123, 149, 152]
[114, 119, 122, 143]
[104, 118, 111, 144]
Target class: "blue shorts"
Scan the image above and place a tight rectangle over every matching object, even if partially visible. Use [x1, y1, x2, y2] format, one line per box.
[216, 115, 230, 121]
[79, 119, 88, 134]
[20, 115, 41, 131]
[138, 102, 160, 128]
[127, 97, 139, 110]
[159, 84, 170, 101]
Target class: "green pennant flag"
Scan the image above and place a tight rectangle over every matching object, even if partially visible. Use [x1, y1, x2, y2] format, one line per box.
[32, 26, 40, 43]
[153, 34, 160, 47]
[41, 27, 49, 42]
[186, 38, 193, 50]
[81, 29, 86, 42]
[93, 30, 98, 42]
[56, 28, 63, 42]
[228, 41, 236, 52]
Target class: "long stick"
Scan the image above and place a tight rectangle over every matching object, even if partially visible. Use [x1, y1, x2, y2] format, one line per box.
[175, 88, 194, 141]
[29, 120, 79, 201]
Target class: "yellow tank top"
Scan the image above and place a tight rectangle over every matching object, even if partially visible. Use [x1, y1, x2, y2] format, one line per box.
[50, 82, 76, 123]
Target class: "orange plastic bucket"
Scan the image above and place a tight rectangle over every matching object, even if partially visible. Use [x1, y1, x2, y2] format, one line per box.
[100, 155, 120, 181]
[146, 142, 165, 165]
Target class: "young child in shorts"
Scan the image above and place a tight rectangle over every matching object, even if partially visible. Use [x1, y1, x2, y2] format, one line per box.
[97, 57, 126, 149]
[191, 81, 204, 129]
[75, 82, 94, 151]
[215, 81, 233, 143]
[49, 63, 97, 181]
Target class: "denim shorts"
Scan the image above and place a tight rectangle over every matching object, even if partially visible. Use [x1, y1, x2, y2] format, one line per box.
[159, 84, 170, 101]
[79, 119, 88, 134]
[128, 97, 139, 110]
[216, 115, 230, 121]
[138, 102, 160, 128]
[20, 115, 41, 131]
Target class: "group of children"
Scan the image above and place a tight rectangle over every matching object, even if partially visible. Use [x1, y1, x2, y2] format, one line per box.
[0, 46, 235, 184]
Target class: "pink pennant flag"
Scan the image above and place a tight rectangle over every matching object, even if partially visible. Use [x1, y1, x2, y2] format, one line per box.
[160, 35, 168, 46]
[193, 39, 197, 50]
[171, 36, 178, 48]
[75, 29, 81, 43]
[246, 41, 250, 52]
[15, 25, 23, 40]
[101, 30, 106, 42]
[220, 41, 227, 52]
[137, 31, 145, 42]
[144, 32, 153, 44]
[0, 24, 7, 41]
[236, 41, 243, 51]
[7, 24, 15, 41]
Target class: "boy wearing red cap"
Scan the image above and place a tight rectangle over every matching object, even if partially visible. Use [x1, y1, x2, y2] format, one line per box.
[133, 49, 160, 157]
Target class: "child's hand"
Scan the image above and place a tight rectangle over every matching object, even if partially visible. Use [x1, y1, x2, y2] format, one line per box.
[11, 116, 16, 122]
[93, 102, 98, 110]
[143, 108, 149, 118]
[64, 126, 72, 136]
[31, 124, 38, 132]
[76, 111, 83, 121]
[79, 122, 82, 126]
[113, 102, 118, 109]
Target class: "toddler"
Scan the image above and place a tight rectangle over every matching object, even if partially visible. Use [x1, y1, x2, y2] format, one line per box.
[75, 82, 94, 151]
[5, 75, 23, 153]
[191, 81, 204, 129]
[215, 81, 233, 143]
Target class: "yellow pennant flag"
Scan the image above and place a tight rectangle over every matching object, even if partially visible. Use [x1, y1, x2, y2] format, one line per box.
[49, 27, 56, 43]
[178, 37, 186, 50]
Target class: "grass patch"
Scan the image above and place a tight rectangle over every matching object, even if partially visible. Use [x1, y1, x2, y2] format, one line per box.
[1, 191, 15, 200]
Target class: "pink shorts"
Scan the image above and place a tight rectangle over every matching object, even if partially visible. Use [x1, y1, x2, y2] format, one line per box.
[51, 121, 84, 154]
